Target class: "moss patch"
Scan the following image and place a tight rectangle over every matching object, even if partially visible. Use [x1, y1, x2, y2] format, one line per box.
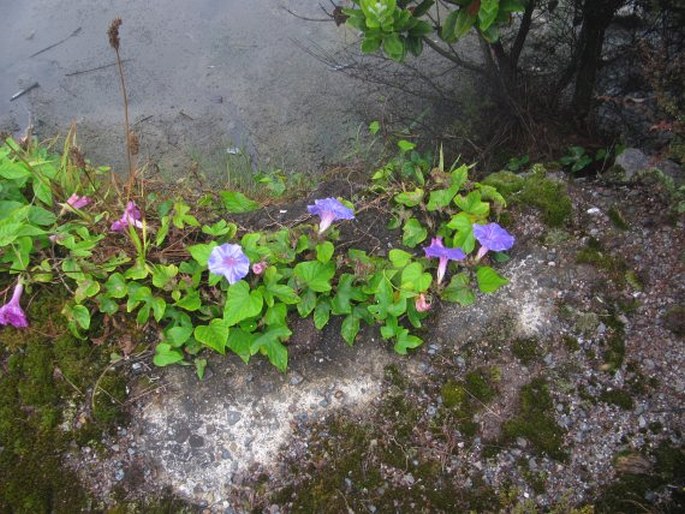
[0, 290, 101, 512]
[519, 166, 573, 226]
[483, 166, 573, 226]
[601, 319, 626, 374]
[512, 338, 541, 365]
[663, 305, 685, 337]
[502, 377, 568, 462]
[607, 205, 630, 229]
[576, 237, 630, 286]
[0, 287, 190, 512]
[595, 443, 685, 512]
[482, 170, 526, 197]
[598, 389, 635, 410]
[438, 368, 499, 440]
[271, 415, 500, 513]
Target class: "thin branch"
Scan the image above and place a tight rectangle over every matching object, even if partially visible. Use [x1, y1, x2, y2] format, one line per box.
[281, 6, 331, 22]
[422, 37, 485, 74]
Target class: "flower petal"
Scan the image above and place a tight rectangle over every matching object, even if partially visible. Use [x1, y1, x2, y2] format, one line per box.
[208, 243, 250, 284]
[473, 223, 515, 252]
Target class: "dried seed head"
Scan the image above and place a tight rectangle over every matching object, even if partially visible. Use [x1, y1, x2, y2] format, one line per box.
[108, 17, 122, 50]
[332, 6, 348, 26]
[128, 130, 139, 156]
[69, 146, 86, 169]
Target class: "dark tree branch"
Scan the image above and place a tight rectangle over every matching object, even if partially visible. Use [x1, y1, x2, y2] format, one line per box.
[510, 0, 537, 68]
[422, 37, 485, 74]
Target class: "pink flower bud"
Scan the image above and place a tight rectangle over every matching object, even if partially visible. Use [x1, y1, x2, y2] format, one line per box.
[415, 293, 431, 313]
[252, 261, 268, 275]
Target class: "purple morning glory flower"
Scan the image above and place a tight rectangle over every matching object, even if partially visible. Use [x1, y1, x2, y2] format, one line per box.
[307, 198, 355, 233]
[424, 237, 466, 284]
[0, 282, 29, 328]
[473, 223, 515, 261]
[208, 243, 250, 284]
[111, 201, 144, 232]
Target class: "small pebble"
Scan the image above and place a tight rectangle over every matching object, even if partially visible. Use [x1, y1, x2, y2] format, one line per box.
[227, 411, 242, 426]
[289, 372, 304, 386]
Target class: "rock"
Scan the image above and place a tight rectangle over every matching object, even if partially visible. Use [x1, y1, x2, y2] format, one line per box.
[613, 148, 649, 181]
[655, 159, 684, 185]
[226, 411, 242, 426]
[289, 372, 304, 386]
[189, 434, 205, 448]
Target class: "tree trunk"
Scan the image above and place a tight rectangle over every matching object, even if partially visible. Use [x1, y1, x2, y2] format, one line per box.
[572, 0, 625, 120]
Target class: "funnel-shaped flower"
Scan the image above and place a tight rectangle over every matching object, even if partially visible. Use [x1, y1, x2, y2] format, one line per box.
[473, 223, 515, 261]
[111, 201, 144, 232]
[59, 193, 92, 215]
[415, 293, 431, 312]
[0, 282, 29, 328]
[67, 193, 92, 209]
[208, 243, 250, 284]
[424, 237, 466, 284]
[307, 198, 355, 233]
[68, 194, 87, 208]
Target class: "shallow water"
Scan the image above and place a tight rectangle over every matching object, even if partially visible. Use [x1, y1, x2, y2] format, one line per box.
[0, 0, 371, 178]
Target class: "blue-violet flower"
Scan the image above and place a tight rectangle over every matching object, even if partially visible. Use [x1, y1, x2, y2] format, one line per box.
[208, 243, 250, 284]
[111, 201, 144, 232]
[0, 282, 29, 328]
[473, 222, 515, 261]
[424, 236, 466, 284]
[307, 197, 355, 233]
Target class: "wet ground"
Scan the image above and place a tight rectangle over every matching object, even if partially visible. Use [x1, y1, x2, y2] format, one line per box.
[0, 0, 374, 179]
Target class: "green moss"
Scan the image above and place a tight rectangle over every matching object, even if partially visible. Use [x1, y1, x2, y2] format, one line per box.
[483, 167, 572, 226]
[576, 237, 629, 286]
[441, 368, 497, 419]
[482, 170, 526, 197]
[564, 336, 580, 352]
[502, 378, 568, 462]
[601, 330, 626, 374]
[607, 205, 629, 229]
[512, 338, 541, 365]
[0, 338, 90, 512]
[663, 305, 685, 337]
[441, 380, 468, 409]
[518, 167, 573, 227]
[93, 370, 127, 425]
[464, 368, 497, 403]
[438, 369, 498, 442]
[384, 363, 409, 389]
[0, 288, 137, 512]
[517, 458, 548, 495]
[594, 443, 685, 512]
[381, 394, 421, 441]
[598, 389, 634, 410]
